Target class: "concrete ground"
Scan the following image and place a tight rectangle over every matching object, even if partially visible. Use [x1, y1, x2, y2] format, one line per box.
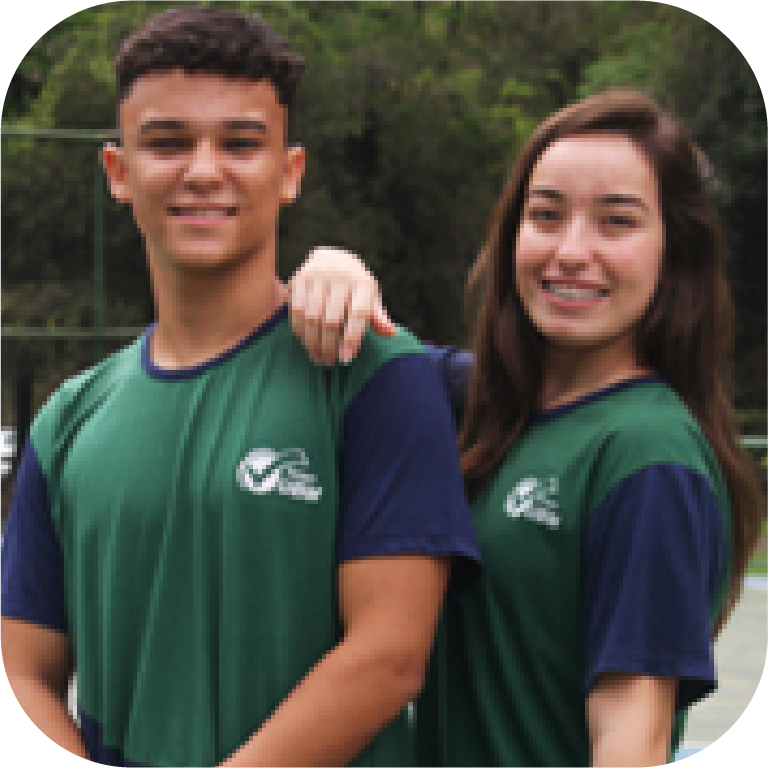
[676, 579, 767, 761]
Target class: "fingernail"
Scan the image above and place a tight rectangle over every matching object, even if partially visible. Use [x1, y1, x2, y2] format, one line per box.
[340, 346, 353, 364]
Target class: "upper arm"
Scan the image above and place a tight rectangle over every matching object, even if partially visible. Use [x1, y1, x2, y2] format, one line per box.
[2, 617, 73, 696]
[337, 555, 450, 663]
[337, 354, 481, 582]
[1, 439, 69, 634]
[584, 463, 726, 710]
[333, 353, 478, 676]
[587, 672, 677, 765]
[1, 438, 71, 694]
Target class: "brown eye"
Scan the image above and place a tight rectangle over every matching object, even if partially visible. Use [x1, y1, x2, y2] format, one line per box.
[605, 215, 635, 228]
[224, 138, 261, 151]
[530, 208, 560, 223]
[147, 138, 187, 150]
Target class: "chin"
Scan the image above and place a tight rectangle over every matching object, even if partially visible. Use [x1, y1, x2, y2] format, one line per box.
[548, 337, 602, 351]
[168, 249, 246, 270]
[545, 327, 637, 356]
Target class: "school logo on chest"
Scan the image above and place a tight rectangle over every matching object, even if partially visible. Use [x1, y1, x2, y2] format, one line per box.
[505, 476, 561, 529]
[237, 447, 323, 503]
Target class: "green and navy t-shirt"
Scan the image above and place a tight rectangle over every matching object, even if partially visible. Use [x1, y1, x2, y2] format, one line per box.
[417, 358, 728, 767]
[1, 306, 480, 767]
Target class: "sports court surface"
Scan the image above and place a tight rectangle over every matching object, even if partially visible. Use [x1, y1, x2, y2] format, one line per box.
[675, 576, 767, 761]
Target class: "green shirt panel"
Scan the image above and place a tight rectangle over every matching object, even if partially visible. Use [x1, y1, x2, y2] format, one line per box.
[32, 317, 423, 767]
[417, 380, 730, 767]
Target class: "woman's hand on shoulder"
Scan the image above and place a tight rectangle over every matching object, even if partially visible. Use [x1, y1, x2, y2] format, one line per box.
[289, 247, 396, 366]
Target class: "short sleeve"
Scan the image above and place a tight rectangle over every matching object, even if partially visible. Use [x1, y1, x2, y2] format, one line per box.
[583, 463, 726, 711]
[337, 354, 481, 582]
[1, 438, 69, 633]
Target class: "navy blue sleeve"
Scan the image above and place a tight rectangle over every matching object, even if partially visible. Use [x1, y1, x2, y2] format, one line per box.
[337, 354, 481, 581]
[1, 438, 69, 633]
[583, 463, 726, 710]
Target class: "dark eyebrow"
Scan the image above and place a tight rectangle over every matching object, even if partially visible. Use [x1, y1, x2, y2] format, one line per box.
[137, 119, 269, 135]
[527, 188, 564, 202]
[138, 119, 187, 134]
[597, 194, 649, 212]
[528, 188, 649, 212]
[222, 119, 268, 133]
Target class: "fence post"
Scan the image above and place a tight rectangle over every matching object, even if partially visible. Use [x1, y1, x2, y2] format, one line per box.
[94, 146, 105, 361]
[13, 357, 33, 469]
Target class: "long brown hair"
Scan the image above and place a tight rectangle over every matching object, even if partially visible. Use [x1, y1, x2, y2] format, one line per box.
[460, 89, 764, 633]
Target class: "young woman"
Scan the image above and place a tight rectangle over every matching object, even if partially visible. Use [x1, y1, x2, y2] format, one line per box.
[289, 90, 764, 766]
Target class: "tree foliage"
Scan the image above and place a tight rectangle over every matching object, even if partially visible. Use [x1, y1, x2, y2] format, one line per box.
[2, 1, 765, 415]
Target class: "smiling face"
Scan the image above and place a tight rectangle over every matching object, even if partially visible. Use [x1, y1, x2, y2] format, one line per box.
[102, 69, 304, 272]
[515, 133, 664, 359]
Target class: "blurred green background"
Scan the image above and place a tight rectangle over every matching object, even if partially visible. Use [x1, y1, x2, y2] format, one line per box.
[2, 1, 766, 520]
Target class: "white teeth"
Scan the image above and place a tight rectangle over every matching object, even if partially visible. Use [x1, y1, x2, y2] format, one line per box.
[545, 284, 604, 300]
[173, 209, 232, 217]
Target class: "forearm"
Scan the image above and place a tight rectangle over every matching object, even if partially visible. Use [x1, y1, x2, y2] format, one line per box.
[220, 635, 421, 767]
[9, 674, 90, 761]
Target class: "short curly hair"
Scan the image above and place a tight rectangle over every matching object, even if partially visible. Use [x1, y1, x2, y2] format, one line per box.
[115, 6, 305, 138]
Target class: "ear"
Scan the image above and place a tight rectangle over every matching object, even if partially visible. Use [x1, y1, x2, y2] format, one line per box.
[101, 143, 132, 204]
[279, 145, 305, 206]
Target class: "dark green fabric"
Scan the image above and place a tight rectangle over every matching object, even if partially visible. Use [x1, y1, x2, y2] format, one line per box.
[416, 381, 730, 767]
[33, 317, 423, 767]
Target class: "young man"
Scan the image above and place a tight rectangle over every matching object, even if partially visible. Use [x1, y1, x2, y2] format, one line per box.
[1, 8, 479, 767]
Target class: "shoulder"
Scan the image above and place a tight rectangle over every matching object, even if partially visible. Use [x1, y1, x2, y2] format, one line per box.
[31, 335, 144, 473]
[608, 381, 701, 434]
[588, 382, 727, 511]
[335, 326, 428, 411]
[583, 460, 727, 706]
[339, 335, 461, 478]
[337, 339, 479, 572]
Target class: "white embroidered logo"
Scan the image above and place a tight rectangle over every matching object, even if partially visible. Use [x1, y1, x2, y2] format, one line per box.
[237, 448, 323, 503]
[505, 477, 561, 529]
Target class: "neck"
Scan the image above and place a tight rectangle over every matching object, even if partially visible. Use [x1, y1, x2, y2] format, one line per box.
[148, 241, 288, 370]
[541, 338, 652, 411]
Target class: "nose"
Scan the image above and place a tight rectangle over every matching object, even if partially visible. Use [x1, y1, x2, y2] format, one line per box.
[556, 214, 592, 268]
[184, 139, 223, 189]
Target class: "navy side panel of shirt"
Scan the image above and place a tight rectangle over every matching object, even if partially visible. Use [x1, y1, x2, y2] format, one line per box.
[584, 463, 726, 711]
[78, 715, 143, 767]
[1, 353, 479, 767]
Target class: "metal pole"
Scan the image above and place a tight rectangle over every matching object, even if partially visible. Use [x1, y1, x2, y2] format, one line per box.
[13, 357, 32, 472]
[1, 126, 120, 141]
[2, 126, 121, 361]
[94, 147, 105, 361]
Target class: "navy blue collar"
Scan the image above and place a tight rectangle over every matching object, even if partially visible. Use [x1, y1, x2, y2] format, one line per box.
[142, 303, 289, 380]
[534, 375, 665, 425]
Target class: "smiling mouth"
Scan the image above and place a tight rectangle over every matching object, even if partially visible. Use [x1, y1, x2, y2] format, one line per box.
[168, 207, 237, 217]
[542, 281, 609, 300]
